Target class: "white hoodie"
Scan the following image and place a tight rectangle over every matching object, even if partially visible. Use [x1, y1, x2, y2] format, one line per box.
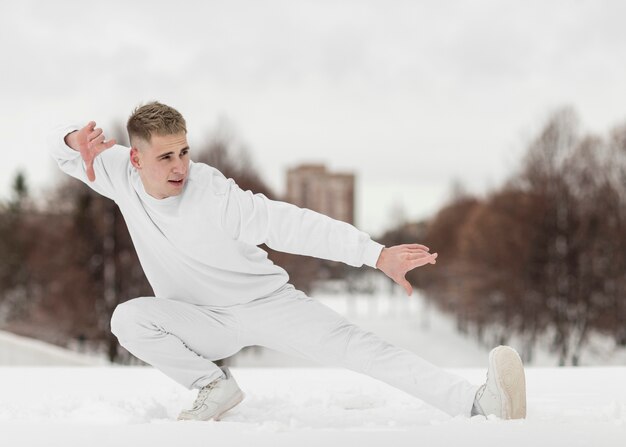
[48, 124, 385, 306]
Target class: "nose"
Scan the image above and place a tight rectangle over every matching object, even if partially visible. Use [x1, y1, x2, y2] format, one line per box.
[172, 158, 186, 175]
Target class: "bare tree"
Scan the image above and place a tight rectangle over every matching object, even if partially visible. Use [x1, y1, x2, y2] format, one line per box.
[418, 107, 626, 365]
[0, 171, 34, 325]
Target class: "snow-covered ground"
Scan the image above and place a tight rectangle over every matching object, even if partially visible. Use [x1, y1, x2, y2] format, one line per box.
[1, 280, 625, 445]
[0, 330, 107, 366]
[1, 366, 625, 446]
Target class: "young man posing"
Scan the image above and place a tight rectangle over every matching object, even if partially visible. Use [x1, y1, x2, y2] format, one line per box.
[48, 102, 526, 422]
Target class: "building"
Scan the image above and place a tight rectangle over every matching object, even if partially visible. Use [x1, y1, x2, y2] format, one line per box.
[285, 163, 355, 225]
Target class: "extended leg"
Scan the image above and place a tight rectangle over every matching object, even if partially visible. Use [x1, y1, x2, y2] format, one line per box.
[237, 285, 479, 417]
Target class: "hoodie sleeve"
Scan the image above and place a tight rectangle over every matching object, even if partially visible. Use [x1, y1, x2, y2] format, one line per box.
[214, 174, 385, 268]
[47, 123, 131, 201]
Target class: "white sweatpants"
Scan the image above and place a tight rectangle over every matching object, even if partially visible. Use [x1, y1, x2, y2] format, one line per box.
[110, 283, 479, 417]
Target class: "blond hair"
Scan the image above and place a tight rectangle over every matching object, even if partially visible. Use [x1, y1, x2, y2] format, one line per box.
[126, 101, 187, 146]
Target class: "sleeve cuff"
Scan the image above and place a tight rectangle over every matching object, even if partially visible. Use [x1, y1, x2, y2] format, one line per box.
[48, 123, 82, 160]
[362, 240, 385, 269]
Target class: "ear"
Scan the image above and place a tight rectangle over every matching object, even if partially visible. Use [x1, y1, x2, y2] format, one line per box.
[130, 147, 141, 169]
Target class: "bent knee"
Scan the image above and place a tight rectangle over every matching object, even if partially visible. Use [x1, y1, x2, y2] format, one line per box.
[110, 297, 155, 340]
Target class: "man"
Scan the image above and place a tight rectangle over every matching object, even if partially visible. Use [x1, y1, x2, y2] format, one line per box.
[48, 101, 526, 422]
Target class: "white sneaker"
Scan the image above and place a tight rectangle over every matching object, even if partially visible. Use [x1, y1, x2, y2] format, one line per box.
[472, 345, 527, 419]
[178, 366, 245, 421]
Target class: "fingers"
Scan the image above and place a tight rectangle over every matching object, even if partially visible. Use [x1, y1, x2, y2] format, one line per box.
[87, 128, 106, 149]
[84, 142, 112, 182]
[89, 133, 105, 148]
[408, 252, 437, 268]
[407, 243, 429, 252]
[83, 130, 115, 183]
[406, 252, 433, 260]
[88, 128, 103, 141]
[426, 252, 438, 263]
[86, 124, 115, 153]
[84, 121, 96, 133]
[401, 279, 413, 296]
[91, 140, 116, 159]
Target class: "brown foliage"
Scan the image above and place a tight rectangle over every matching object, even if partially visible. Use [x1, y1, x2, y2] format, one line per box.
[415, 107, 626, 364]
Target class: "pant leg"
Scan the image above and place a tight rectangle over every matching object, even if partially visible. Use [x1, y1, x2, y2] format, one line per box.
[236, 285, 478, 417]
[110, 296, 243, 389]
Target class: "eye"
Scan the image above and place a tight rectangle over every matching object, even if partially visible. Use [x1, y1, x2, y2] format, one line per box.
[161, 155, 171, 160]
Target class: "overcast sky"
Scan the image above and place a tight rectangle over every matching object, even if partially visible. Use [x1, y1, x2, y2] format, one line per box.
[1, 0, 625, 236]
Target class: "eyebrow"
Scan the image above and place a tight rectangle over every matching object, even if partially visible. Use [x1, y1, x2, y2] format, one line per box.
[156, 146, 190, 159]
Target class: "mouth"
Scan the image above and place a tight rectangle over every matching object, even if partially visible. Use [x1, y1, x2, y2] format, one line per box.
[168, 178, 185, 187]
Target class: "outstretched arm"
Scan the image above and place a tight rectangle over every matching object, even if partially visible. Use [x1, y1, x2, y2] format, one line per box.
[375, 243, 438, 296]
[212, 173, 384, 268]
[211, 171, 438, 294]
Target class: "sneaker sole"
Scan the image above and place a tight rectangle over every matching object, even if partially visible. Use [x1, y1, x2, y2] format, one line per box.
[490, 346, 527, 419]
[213, 390, 245, 421]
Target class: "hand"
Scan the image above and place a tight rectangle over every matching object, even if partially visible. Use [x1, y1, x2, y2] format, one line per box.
[65, 121, 116, 182]
[375, 243, 437, 296]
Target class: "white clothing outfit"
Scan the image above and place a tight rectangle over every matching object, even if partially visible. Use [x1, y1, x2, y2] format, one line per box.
[48, 124, 479, 417]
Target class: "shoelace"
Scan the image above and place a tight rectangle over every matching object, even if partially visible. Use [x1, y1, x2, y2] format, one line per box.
[191, 379, 221, 410]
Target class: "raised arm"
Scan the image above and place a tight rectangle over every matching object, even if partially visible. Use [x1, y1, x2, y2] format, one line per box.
[48, 121, 130, 200]
[64, 121, 116, 181]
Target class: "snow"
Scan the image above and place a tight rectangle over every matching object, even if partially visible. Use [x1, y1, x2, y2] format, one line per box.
[0, 366, 625, 446]
[1, 283, 625, 445]
[0, 330, 107, 366]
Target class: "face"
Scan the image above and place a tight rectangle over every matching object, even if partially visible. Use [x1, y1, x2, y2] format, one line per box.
[130, 132, 190, 199]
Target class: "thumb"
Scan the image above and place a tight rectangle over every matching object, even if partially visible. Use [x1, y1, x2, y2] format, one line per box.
[399, 278, 412, 296]
[86, 161, 96, 182]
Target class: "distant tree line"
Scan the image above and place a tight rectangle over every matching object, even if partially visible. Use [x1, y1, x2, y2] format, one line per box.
[380, 107, 626, 365]
[4, 108, 624, 366]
